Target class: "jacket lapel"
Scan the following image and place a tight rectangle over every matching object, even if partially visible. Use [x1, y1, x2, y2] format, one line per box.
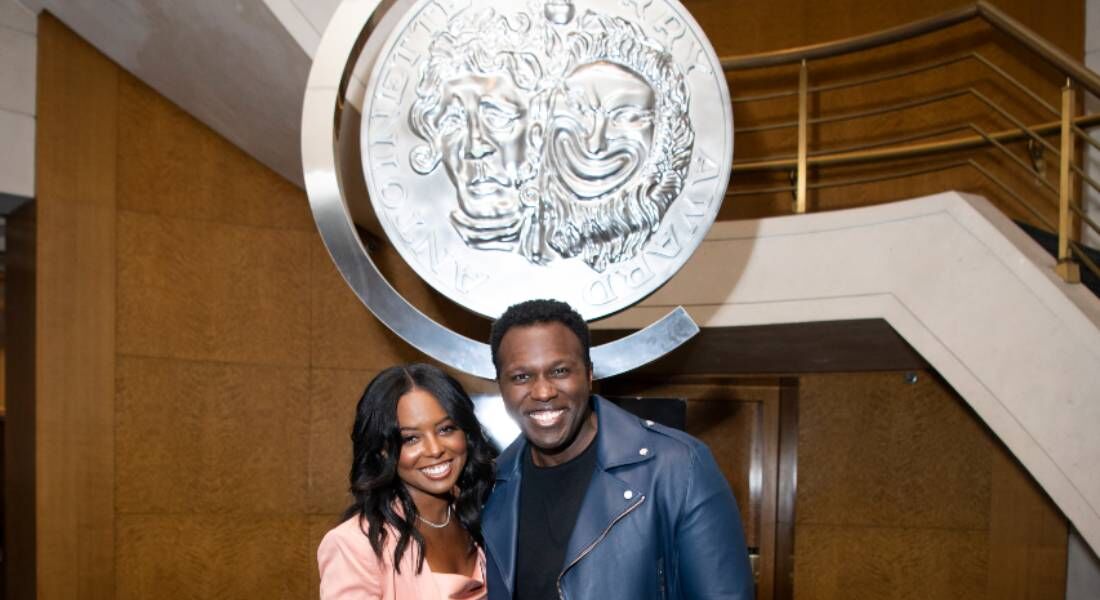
[562, 464, 642, 568]
[483, 438, 524, 598]
[562, 397, 653, 570]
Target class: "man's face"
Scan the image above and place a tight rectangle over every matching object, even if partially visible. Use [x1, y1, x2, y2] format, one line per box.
[548, 61, 656, 200]
[432, 73, 530, 220]
[497, 322, 595, 467]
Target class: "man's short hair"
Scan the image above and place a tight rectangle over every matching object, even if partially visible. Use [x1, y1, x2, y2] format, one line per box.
[490, 299, 592, 375]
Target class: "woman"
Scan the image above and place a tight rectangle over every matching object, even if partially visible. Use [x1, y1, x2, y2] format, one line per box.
[318, 364, 497, 599]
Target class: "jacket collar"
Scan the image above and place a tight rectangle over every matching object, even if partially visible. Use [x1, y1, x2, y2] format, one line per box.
[494, 395, 653, 480]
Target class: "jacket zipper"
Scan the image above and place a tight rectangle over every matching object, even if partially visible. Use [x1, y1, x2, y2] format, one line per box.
[657, 556, 666, 600]
[556, 496, 646, 600]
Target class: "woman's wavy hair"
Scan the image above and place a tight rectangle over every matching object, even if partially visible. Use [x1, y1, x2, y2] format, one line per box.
[342, 363, 497, 573]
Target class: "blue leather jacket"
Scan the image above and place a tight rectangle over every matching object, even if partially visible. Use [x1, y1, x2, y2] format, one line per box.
[483, 396, 753, 600]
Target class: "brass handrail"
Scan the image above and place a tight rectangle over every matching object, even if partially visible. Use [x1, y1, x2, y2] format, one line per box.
[734, 114, 1100, 172]
[731, 54, 974, 103]
[729, 159, 1058, 233]
[720, 1, 1100, 101]
[731, 50, 1060, 116]
[740, 86, 1063, 163]
[738, 90, 968, 133]
[722, 1, 1097, 283]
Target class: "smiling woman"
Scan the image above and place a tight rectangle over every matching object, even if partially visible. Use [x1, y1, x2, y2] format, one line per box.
[317, 364, 498, 599]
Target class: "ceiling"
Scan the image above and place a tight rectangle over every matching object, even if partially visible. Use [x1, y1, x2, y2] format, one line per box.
[22, 0, 342, 187]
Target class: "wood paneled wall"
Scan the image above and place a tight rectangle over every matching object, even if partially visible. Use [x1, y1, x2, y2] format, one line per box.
[107, 43, 443, 600]
[11, 15, 475, 600]
[796, 372, 1067, 600]
[31, 16, 118, 599]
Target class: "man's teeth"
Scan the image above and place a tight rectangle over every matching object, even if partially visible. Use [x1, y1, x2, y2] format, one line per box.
[421, 462, 451, 477]
[530, 409, 565, 426]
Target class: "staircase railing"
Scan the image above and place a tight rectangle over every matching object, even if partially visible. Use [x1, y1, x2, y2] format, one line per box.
[721, 0, 1100, 283]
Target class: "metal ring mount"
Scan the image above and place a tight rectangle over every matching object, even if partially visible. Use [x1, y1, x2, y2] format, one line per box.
[301, 0, 700, 379]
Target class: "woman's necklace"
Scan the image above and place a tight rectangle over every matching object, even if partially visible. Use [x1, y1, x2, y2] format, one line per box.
[417, 505, 452, 529]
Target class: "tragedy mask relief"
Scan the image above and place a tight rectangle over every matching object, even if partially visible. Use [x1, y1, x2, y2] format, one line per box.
[432, 74, 529, 219]
[408, 10, 546, 254]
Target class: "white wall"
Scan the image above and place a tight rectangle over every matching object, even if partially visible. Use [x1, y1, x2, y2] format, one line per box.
[0, 0, 35, 202]
[261, 0, 340, 58]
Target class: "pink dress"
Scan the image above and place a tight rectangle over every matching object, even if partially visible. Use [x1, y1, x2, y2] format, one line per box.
[318, 514, 487, 600]
[429, 566, 486, 599]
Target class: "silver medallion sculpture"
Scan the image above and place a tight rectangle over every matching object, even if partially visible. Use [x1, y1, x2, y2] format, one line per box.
[303, 0, 732, 378]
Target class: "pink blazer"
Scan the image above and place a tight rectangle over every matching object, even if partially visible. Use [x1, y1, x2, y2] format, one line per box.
[317, 515, 486, 599]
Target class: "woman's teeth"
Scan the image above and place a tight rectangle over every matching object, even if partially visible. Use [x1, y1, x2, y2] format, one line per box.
[420, 461, 452, 478]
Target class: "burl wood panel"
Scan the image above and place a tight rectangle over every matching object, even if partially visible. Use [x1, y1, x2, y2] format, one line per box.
[795, 525, 989, 600]
[115, 73, 313, 232]
[795, 372, 1068, 600]
[115, 356, 311, 515]
[798, 372, 993, 531]
[116, 210, 313, 367]
[310, 236, 427, 370]
[986, 445, 1068, 600]
[311, 230, 493, 372]
[116, 515, 313, 600]
[34, 14, 118, 600]
[308, 368, 380, 516]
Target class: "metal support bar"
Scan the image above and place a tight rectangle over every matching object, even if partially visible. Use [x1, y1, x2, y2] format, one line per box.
[796, 60, 809, 214]
[1058, 80, 1081, 283]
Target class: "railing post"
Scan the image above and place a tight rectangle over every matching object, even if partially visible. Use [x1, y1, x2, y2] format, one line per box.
[796, 59, 808, 214]
[1058, 78, 1081, 282]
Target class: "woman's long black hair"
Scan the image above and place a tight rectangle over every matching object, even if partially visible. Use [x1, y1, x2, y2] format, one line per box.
[342, 363, 497, 573]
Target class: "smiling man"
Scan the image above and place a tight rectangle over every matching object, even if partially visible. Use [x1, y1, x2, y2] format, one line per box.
[482, 299, 753, 600]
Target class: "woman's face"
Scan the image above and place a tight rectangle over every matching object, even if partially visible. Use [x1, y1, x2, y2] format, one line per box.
[395, 387, 468, 502]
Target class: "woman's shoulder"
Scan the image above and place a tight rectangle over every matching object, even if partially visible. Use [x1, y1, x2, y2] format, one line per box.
[317, 514, 394, 598]
[318, 515, 386, 568]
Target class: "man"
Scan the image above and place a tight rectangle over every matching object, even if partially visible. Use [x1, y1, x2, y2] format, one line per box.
[482, 299, 753, 600]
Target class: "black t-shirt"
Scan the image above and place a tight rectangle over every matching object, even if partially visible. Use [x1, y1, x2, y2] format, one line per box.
[513, 437, 599, 600]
